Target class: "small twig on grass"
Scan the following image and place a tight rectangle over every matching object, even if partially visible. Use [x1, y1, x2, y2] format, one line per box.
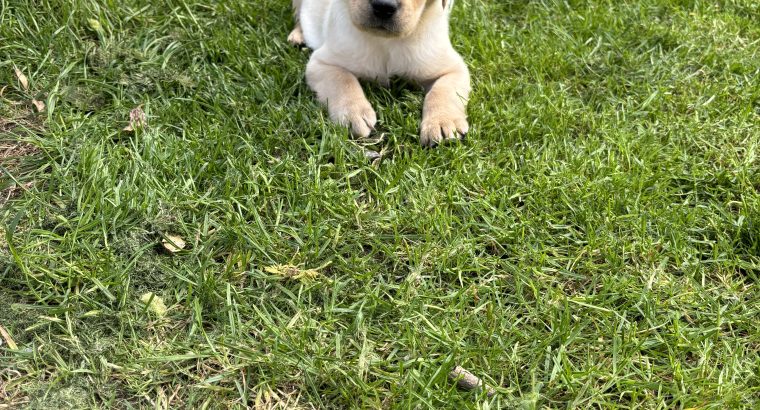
[448, 365, 495, 396]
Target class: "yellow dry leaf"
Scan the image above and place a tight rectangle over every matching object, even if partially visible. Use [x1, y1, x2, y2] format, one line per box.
[161, 234, 186, 254]
[140, 292, 168, 317]
[13, 67, 28, 91]
[264, 264, 319, 280]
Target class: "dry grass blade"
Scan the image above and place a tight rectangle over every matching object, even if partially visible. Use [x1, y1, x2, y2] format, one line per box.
[254, 386, 310, 410]
[13, 67, 29, 91]
[0, 324, 19, 350]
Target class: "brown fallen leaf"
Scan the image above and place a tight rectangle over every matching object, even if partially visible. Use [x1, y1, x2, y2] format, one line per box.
[0, 324, 18, 350]
[123, 105, 147, 132]
[448, 365, 495, 396]
[32, 99, 45, 113]
[161, 234, 186, 254]
[265, 264, 320, 280]
[13, 67, 29, 91]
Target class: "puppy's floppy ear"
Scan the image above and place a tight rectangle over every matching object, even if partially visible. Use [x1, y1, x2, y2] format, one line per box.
[442, 0, 447, 8]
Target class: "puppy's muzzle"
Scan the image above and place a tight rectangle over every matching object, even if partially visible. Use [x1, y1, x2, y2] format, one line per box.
[370, 0, 399, 20]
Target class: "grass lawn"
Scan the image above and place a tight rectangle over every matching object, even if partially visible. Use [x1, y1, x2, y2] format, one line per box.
[2, 0, 760, 408]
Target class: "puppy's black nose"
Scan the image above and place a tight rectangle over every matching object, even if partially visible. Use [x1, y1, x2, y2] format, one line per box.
[370, 0, 399, 20]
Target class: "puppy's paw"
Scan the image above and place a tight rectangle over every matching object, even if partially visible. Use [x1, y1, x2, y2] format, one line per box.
[288, 26, 305, 46]
[330, 100, 377, 138]
[420, 111, 469, 148]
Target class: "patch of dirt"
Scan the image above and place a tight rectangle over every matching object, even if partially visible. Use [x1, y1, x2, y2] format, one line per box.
[0, 140, 39, 206]
[0, 140, 38, 163]
[1, 99, 45, 205]
[0, 97, 44, 132]
[0, 383, 29, 409]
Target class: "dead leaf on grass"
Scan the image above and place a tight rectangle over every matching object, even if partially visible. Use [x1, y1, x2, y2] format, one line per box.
[31, 99, 45, 113]
[265, 264, 320, 280]
[123, 105, 147, 132]
[161, 234, 186, 254]
[13, 67, 28, 91]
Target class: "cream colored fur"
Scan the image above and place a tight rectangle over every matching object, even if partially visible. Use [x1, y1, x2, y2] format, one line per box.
[289, 0, 470, 147]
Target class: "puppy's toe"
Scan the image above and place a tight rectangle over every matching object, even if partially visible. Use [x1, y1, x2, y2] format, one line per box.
[420, 116, 468, 148]
[288, 27, 305, 46]
[453, 117, 469, 137]
[350, 106, 377, 138]
[420, 122, 444, 147]
[330, 102, 377, 139]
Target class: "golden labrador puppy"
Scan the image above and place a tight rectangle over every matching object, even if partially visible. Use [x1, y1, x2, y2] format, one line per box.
[289, 0, 470, 147]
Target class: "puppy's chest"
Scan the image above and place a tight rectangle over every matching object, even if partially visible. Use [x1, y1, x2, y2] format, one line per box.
[336, 41, 435, 83]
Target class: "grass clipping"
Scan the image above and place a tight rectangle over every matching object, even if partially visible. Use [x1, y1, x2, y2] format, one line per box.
[265, 264, 320, 280]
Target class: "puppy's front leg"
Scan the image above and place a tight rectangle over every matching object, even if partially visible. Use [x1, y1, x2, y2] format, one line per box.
[420, 62, 471, 147]
[306, 57, 377, 138]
